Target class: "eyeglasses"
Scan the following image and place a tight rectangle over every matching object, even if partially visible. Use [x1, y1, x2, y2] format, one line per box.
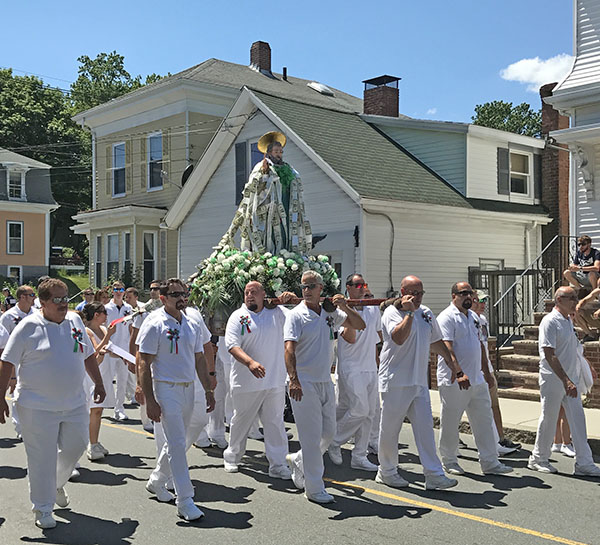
[348, 282, 368, 289]
[23, 293, 36, 298]
[477, 298, 488, 303]
[300, 283, 319, 290]
[113, 288, 125, 292]
[150, 287, 161, 291]
[455, 290, 474, 297]
[578, 242, 589, 247]
[404, 290, 426, 297]
[166, 291, 187, 298]
[51, 296, 70, 304]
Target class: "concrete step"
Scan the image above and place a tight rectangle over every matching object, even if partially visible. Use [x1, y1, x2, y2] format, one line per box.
[499, 354, 539, 372]
[533, 312, 546, 325]
[523, 325, 539, 340]
[512, 339, 539, 356]
[498, 346, 514, 357]
[497, 386, 540, 402]
[544, 299, 554, 313]
[497, 369, 539, 389]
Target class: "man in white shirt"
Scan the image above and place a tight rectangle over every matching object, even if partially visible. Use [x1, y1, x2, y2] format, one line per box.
[0, 278, 105, 529]
[223, 281, 294, 477]
[284, 271, 366, 504]
[105, 281, 133, 420]
[138, 278, 215, 521]
[75, 289, 95, 312]
[376, 275, 461, 491]
[528, 286, 600, 475]
[437, 282, 513, 476]
[328, 274, 381, 472]
[0, 284, 36, 439]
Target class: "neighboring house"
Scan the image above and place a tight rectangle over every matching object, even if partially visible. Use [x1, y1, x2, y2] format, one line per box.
[0, 149, 57, 283]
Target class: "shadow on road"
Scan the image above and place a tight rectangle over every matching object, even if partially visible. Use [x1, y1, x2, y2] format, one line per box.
[75, 467, 145, 487]
[20, 510, 138, 545]
[0, 465, 27, 480]
[191, 479, 255, 505]
[99, 453, 152, 470]
[0, 437, 22, 449]
[175, 506, 253, 530]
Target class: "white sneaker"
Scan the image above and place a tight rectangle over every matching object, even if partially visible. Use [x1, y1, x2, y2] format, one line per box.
[166, 479, 174, 491]
[97, 442, 109, 455]
[193, 437, 211, 448]
[269, 465, 292, 480]
[367, 442, 378, 455]
[561, 444, 576, 458]
[527, 458, 558, 474]
[286, 430, 294, 440]
[482, 462, 513, 475]
[286, 453, 305, 490]
[211, 438, 228, 449]
[305, 491, 335, 504]
[350, 457, 378, 471]
[443, 462, 465, 475]
[146, 481, 175, 502]
[34, 510, 56, 529]
[87, 443, 105, 461]
[375, 469, 409, 488]
[224, 461, 239, 473]
[551, 443, 562, 453]
[328, 445, 343, 465]
[177, 498, 204, 521]
[497, 442, 517, 456]
[425, 474, 459, 490]
[55, 487, 69, 508]
[247, 429, 264, 440]
[69, 467, 80, 480]
[143, 423, 154, 433]
[114, 409, 128, 421]
[574, 463, 600, 477]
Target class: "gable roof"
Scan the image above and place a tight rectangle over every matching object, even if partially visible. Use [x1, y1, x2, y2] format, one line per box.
[0, 148, 50, 169]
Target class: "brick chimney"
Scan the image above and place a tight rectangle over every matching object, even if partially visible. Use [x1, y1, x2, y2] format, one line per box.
[363, 75, 401, 117]
[250, 41, 272, 76]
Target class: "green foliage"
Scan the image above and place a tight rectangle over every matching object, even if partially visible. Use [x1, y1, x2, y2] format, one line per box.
[472, 100, 542, 137]
[61, 247, 75, 258]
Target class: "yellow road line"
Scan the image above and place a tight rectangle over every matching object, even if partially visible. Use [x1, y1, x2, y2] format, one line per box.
[103, 421, 153, 437]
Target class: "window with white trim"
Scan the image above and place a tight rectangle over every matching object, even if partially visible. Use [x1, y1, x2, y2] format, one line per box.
[8, 266, 21, 284]
[123, 232, 131, 276]
[7, 221, 23, 254]
[143, 232, 156, 288]
[8, 170, 26, 200]
[113, 142, 126, 196]
[107, 234, 119, 279]
[95, 235, 102, 287]
[509, 151, 531, 195]
[148, 132, 163, 190]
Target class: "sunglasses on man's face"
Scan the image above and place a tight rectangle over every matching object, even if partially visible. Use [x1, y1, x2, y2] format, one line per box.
[300, 283, 319, 290]
[348, 282, 368, 289]
[166, 291, 187, 298]
[113, 288, 125, 292]
[150, 286, 161, 291]
[455, 290, 474, 297]
[23, 293, 36, 298]
[51, 296, 70, 304]
[578, 242, 589, 247]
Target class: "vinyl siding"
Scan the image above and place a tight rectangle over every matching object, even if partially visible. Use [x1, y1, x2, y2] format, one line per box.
[576, 142, 600, 242]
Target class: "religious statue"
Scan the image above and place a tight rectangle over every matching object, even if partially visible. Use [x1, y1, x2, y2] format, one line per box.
[217, 131, 312, 254]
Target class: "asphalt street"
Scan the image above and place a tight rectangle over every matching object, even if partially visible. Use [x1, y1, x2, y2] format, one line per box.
[1, 404, 598, 545]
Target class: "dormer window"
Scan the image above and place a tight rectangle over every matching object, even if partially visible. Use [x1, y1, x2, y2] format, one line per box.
[8, 170, 25, 200]
[509, 151, 530, 195]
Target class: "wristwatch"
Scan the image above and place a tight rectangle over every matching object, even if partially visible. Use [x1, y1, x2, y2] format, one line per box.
[456, 371, 465, 378]
[208, 371, 216, 376]
[406, 311, 414, 317]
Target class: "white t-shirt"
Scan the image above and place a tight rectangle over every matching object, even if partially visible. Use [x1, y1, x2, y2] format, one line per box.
[0, 323, 9, 350]
[137, 308, 204, 383]
[183, 307, 212, 346]
[437, 304, 485, 387]
[337, 306, 381, 375]
[379, 304, 442, 391]
[105, 300, 133, 349]
[3, 311, 94, 411]
[0, 305, 34, 335]
[283, 302, 346, 383]
[225, 304, 289, 392]
[477, 313, 494, 373]
[538, 308, 581, 385]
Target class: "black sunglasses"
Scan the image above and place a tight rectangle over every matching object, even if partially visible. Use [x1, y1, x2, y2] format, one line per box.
[166, 291, 187, 298]
[455, 290, 474, 297]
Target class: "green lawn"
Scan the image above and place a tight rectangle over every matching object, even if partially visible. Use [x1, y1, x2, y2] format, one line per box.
[55, 273, 91, 305]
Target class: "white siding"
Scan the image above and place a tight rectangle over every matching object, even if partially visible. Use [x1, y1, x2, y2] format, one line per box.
[576, 142, 600, 242]
[375, 126, 467, 194]
[179, 112, 360, 281]
[574, 104, 600, 126]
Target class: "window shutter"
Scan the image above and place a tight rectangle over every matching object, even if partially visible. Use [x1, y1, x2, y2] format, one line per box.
[125, 140, 133, 194]
[497, 148, 509, 195]
[105, 144, 112, 196]
[162, 130, 170, 184]
[140, 137, 147, 189]
[235, 142, 247, 205]
[534, 154, 542, 200]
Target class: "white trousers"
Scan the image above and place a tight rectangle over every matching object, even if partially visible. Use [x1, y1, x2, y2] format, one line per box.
[290, 380, 336, 496]
[438, 382, 499, 470]
[111, 355, 130, 412]
[11, 395, 21, 435]
[378, 385, 444, 477]
[18, 403, 88, 512]
[224, 387, 288, 469]
[207, 354, 229, 441]
[333, 371, 378, 460]
[531, 374, 595, 466]
[370, 392, 381, 446]
[149, 381, 195, 503]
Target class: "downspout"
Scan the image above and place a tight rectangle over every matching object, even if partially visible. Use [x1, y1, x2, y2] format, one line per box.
[91, 129, 97, 210]
[363, 208, 396, 296]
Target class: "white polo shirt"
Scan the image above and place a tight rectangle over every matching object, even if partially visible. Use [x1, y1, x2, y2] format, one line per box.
[137, 308, 204, 383]
[105, 300, 133, 349]
[379, 304, 442, 391]
[184, 307, 212, 346]
[337, 306, 381, 376]
[283, 302, 346, 383]
[0, 305, 34, 335]
[225, 304, 289, 392]
[3, 311, 94, 411]
[437, 304, 485, 387]
[538, 308, 581, 385]
[0, 323, 9, 350]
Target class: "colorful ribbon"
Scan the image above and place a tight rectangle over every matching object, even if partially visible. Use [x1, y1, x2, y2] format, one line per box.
[326, 316, 335, 340]
[167, 328, 180, 354]
[240, 315, 251, 336]
[71, 328, 84, 353]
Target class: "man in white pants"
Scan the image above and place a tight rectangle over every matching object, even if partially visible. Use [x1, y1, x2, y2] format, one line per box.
[223, 281, 294, 477]
[285, 271, 366, 504]
[105, 281, 133, 421]
[528, 286, 600, 476]
[138, 278, 215, 521]
[0, 278, 105, 529]
[376, 275, 461, 490]
[437, 282, 513, 476]
[0, 284, 36, 439]
[328, 274, 381, 471]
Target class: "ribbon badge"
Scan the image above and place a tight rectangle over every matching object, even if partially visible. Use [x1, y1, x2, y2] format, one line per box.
[422, 312, 432, 325]
[71, 328, 84, 353]
[326, 315, 335, 340]
[240, 315, 251, 336]
[13, 316, 21, 325]
[167, 328, 180, 354]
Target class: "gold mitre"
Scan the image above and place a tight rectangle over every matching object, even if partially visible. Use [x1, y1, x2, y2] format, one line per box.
[257, 131, 287, 153]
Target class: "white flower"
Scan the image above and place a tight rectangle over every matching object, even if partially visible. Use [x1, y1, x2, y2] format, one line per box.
[264, 252, 272, 258]
[273, 267, 281, 277]
[223, 262, 231, 270]
[215, 265, 223, 273]
[256, 265, 265, 274]
[333, 278, 340, 288]
[291, 263, 299, 271]
[217, 253, 225, 263]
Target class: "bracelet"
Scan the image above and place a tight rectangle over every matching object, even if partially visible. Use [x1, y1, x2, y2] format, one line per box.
[205, 389, 214, 394]
[9, 377, 16, 381]
[456, 371, 464, 378]
[406, 311, 414, 317]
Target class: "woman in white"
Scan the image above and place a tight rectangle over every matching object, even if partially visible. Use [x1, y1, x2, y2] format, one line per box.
[81, 302, 117, 461]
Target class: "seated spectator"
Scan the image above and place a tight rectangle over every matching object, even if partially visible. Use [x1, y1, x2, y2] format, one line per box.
[564, 235, 600, 289]
[575, 287, 600, 342]
[76, 288, 95, 312]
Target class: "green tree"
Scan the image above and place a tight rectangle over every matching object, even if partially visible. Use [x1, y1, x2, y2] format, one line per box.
[472, 100, 542, 137]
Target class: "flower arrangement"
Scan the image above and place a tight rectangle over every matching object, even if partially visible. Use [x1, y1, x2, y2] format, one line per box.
[189, 245, 340, 316]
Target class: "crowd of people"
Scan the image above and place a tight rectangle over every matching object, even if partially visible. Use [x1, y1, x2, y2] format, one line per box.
[1, 269, 599, 530]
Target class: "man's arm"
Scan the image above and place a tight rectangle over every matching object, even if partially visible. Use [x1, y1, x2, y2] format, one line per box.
[0, 361, 14, 423]
[285, 340, 302, 401]
[543, 346, 578, 397]
[577, 288, 600, 312]
[129, 327, 139, 357]
[84, 354, 106, 404]
[139, 353, 161, 421]
[480, 342, 495, 389]
[229, 346, 266, 378]
[195, 352, 216, 412]
[431, 340, 470, 389]
[340, 327, 357, 344]
[332, 294, 366, 330]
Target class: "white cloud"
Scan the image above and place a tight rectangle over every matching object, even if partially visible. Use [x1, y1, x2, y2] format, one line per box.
[426, 107, 437, 115]
[500, 53, 574, 92]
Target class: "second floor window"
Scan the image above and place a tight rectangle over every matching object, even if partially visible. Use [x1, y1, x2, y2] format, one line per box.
[148, 133, 163, 190]
[509, 152, 530, 195]
[113, 143, 126, 196]
[7, 221, 23, 254]
[8, 170, 25, 200]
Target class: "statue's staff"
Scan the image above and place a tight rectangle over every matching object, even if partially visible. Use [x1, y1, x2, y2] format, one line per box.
[265, 297, 403, 312]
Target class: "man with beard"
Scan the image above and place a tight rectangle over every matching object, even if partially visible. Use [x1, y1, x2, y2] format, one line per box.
[217, 131, 312, 254]
[437, 282, 513, 477]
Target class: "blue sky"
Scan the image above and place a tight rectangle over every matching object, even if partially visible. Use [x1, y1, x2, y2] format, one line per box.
[4, 0, 573, 122]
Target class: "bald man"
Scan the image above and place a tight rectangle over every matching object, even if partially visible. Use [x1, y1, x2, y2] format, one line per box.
[528, 286, 600, 475]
